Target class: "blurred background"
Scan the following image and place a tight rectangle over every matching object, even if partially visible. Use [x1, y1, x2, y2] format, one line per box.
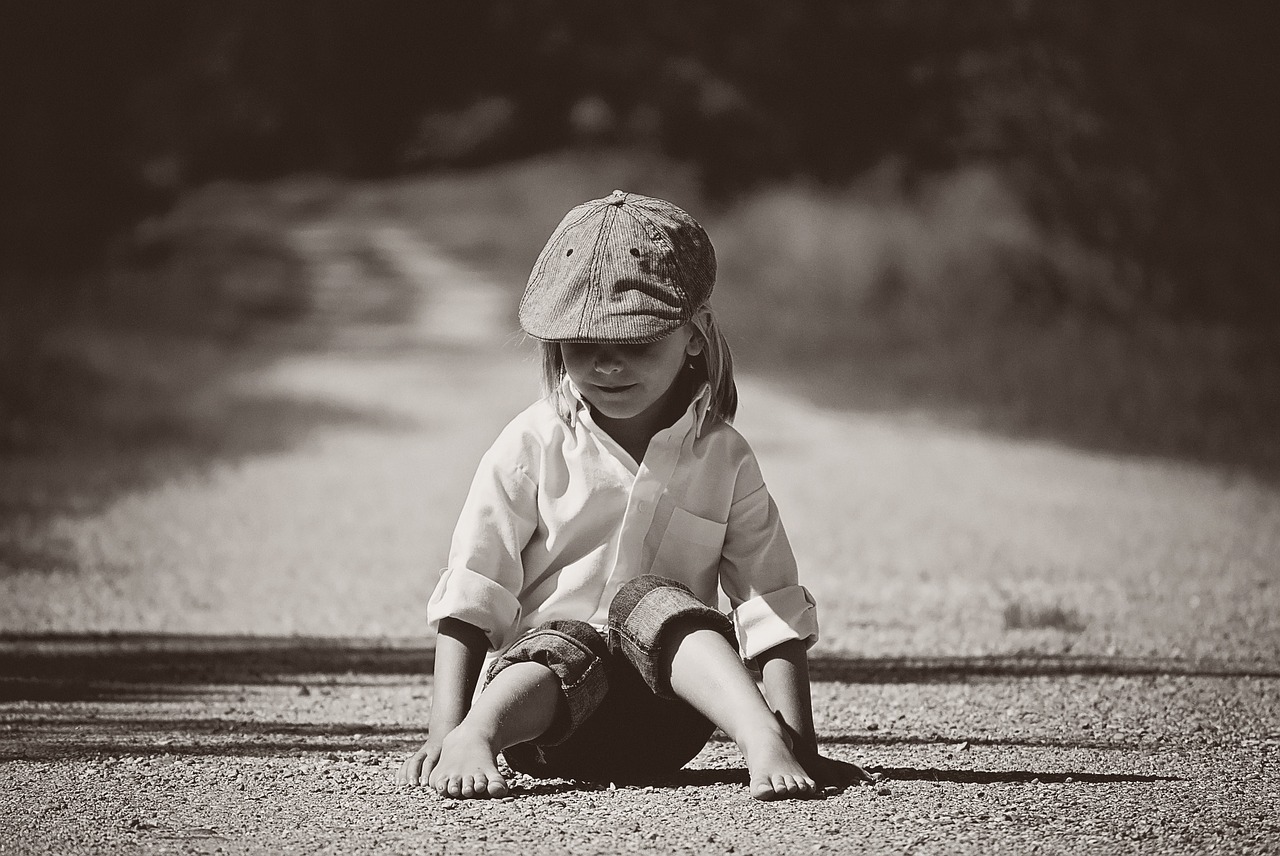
[6, 10, 1280, 829]
[2, 0, 1278, 473]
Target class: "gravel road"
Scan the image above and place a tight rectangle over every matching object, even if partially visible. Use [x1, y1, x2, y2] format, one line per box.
[2, 202, 1278, 855]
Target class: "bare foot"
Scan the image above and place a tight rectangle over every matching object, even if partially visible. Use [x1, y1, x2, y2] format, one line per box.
[428, 726, 509, 799]
[739, 728, 818, 801]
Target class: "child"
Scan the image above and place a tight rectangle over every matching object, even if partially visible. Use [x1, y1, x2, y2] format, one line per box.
[397, 190, 870, 800]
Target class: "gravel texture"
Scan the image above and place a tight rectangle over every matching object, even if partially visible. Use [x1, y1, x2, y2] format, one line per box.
[2, 192, 1278, 855]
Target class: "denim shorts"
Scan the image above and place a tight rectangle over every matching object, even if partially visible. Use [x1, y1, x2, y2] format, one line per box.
[484, 574, 736, 783]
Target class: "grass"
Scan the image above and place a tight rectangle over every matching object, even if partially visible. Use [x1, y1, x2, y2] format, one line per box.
[1002, 602, 1087, 633]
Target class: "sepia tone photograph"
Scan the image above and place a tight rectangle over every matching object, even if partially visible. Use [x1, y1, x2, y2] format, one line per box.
[2, 2, 1277, 853]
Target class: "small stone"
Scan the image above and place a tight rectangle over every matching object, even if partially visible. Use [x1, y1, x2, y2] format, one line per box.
[297, 686, 311, 697]
[866, 723, 879, 731]
[877, 788, 891, 796]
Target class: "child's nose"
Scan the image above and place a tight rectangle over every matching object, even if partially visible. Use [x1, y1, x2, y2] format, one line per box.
[593, 347, 624, 374]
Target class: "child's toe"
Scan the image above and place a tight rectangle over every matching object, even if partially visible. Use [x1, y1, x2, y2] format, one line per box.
[779, 774, 804, 795]
[750, 776, 782, 801]
[485, 776, 509, 798]
[753, 774, 819, 800]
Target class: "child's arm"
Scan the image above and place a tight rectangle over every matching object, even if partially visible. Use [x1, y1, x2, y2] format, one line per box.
[757, 640, 877, 788]
[396, 617, 489, 786]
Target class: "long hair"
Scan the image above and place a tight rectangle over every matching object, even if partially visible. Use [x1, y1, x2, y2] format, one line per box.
[539, 304, 738, 427]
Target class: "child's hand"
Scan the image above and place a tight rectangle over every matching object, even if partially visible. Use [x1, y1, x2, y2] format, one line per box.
[396, 738, 444, 786]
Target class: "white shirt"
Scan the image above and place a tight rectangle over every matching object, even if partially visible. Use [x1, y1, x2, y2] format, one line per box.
[427, 381, 819, 665]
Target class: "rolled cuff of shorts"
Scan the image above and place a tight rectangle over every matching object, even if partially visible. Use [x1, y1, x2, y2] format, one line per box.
[426, 566, 522, 651]
[485, 621, 609, 746]
[610, 575, 736, 700]
[732, 584, 820, 661]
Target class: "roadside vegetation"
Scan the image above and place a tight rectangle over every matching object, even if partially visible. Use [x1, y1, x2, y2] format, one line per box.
[2, 1, 1277, 475]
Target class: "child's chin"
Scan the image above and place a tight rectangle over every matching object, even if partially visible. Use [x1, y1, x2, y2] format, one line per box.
[593, 403, 641, 420]
[589, 397, 650, 421]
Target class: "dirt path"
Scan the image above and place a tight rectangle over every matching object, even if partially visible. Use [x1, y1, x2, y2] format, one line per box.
[2, 210, 1278, 854]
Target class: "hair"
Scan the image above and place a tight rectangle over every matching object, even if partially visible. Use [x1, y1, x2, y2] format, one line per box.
[539, 304, 738, 428]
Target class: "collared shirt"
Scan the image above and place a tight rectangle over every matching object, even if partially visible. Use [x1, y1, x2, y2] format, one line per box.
[427, 380, 819, 667]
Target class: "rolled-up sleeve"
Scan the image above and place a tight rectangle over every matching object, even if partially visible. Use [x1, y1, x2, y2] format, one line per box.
[718, 451, 819, 660]
[427, 435, 538, 651]
[731, 584, 819, 660]
[427, 566, 523, 649]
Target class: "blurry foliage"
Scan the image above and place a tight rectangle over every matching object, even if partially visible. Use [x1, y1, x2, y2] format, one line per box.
[0, 0, 1274, 424]
[2, 0, 1276, 330]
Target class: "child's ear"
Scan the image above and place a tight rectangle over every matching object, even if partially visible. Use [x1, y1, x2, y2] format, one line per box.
[685, 310, 710, 356]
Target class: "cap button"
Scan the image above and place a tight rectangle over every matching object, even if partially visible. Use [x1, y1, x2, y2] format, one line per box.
[608, 190, 627, 206]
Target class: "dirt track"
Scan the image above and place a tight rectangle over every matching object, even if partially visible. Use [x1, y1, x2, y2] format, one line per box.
[2, 203, 1278, 854]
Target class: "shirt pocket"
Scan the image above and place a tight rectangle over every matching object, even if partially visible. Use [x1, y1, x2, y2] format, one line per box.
[651, 507, 728, 591]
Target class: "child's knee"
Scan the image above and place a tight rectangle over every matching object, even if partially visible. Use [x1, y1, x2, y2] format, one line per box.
[608, 575, 696, 628]
[607, 575, 735, 697]
[487, 619, 610, 742]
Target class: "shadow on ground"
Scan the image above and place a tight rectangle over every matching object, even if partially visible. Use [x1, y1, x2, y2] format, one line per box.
[0, 717, 421, 761]
[3, 633, 1276, 704]
[0, 635, 1244, 775]
[496, 766, 1180, 796]
[658, 767, 1177, 787]
[0, 717, 1145, 761]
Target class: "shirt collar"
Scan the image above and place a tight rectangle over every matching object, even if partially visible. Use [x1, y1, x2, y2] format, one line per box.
[562, 376, 714, 439]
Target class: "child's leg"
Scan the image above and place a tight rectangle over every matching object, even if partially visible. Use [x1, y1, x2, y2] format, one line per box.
[665, 625, 816, 800]
[434, 619, 611, 799]
[609, 575, 815, 801]
[431, 661, 561, 798]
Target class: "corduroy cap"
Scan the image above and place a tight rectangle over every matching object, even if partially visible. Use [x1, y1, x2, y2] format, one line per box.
[518, 190, 716, 343]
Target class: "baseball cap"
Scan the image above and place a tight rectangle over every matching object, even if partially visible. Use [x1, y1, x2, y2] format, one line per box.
[518, 190, 716, 343]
